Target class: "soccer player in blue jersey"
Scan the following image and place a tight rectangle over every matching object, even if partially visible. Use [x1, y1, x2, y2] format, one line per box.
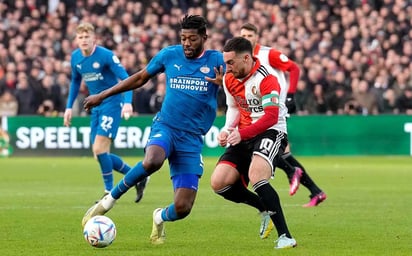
[63, 22, 148, 204]
[81, 14, 225, 245]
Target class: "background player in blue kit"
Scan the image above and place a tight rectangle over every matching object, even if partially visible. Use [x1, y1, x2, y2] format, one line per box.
[63, 22, 148, 204]
[81, 15, 225, 245]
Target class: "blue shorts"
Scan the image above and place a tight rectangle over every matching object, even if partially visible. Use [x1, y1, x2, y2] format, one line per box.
[90, 103, 122, 144]
[172, 173, 200, 191]
[146, 120, 204, 177]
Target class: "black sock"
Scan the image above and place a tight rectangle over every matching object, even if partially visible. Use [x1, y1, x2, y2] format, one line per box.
[215, 180, 266, 212]
[283, 153, 322, 196]
[253, 180, 291, 238]
[277, 154, 296, 181]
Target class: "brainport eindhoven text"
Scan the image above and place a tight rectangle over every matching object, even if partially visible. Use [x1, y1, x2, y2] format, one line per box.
[169, 77, 209, 91]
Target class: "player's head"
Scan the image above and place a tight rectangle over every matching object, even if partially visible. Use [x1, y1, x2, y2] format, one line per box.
[240, 23, 259, 50]
[180, 14, 208, 59]
[75, 22, 96, 55]
[223, 37, 254, 79]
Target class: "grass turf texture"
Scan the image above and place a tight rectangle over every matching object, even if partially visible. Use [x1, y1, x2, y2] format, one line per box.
[0, 156, 411, 255]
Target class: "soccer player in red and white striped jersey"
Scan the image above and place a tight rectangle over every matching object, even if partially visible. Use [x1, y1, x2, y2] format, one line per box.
[240, 23, 326, 207]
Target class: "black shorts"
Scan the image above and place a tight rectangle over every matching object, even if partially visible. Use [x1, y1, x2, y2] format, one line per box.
[217, 129, 288, 184]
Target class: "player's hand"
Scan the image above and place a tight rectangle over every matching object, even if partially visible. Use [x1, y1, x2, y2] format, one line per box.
[218, 129, 230, 147]
[226, 127, 241, 146]
[121, 103, 133, 120]
[205, 65, 224, 86]
[63, 109, 72, 127]
[286, 93, 296, 114]
[83, 94, 103, 112]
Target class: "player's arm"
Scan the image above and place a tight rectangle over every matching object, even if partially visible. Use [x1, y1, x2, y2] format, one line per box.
[218, 78, 239, 147]
[64, 68, 82, 127]
[268, 49, 300, 112]
[238, 76, 279, 140]
[107, 53, 134, 118]
[84, 69, 152, 111]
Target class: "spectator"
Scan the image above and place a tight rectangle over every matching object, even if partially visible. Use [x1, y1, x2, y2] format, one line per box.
[352, 79, 379, 115]
[326, 85, 350, 115]
[14, 72, 37, 115]
[395, 87, 412, 115]
[0, 89, 18, 116]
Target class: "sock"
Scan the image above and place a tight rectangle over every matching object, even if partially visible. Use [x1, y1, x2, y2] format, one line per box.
[277, 154, 296, 181]
[111, 161, 149, 199]
[101, 193, 116, 210]
[283, 153, 322, 195]
[253, 180, 292, 238]
[97, 152, 114, 191]
[215, 180, 266, 212]
[161, 204, 181, 222]
[154, 208, 164, 224]
[110, 153, 131, 174]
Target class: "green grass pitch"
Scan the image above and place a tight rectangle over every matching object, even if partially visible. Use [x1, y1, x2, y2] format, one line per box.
[0, 156, 411, 255]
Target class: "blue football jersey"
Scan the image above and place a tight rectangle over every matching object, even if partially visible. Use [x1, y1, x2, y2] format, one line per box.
[67, 46, 132, 109]
[146, 45, 224, 135]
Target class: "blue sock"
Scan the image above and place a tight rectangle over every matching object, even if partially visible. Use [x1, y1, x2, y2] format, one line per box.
[111, 162, 148, 199]
[110, 153, 131, 174]
[96, 152, 113, 191]
[161, 204, 180, 222]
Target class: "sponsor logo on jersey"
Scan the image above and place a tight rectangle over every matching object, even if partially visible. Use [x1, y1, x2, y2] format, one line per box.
[169, 77, 209, 92]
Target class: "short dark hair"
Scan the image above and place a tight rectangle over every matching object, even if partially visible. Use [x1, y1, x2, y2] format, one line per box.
[181, 14, 208, 36]
[223, 37, 253, 55]
[240, 23, 258, 34]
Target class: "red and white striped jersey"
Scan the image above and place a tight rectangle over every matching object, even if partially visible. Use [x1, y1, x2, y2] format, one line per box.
[254, 44, 300, 94]
[223, 58, 287, 140]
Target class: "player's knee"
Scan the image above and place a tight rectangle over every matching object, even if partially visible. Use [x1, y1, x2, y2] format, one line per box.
[174, 200, 193, 218]
[210, 178, 226, 192]
[142, 156, 164, 173]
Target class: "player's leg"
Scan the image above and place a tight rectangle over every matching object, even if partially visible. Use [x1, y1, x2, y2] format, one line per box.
[91, 106, 123, 196]
[82, 144, 165, 227]
[249, 131, 296, 249]
[276, 144, 303, 195]
[151, 174, 199, 244]
[93, 136, 114, 194]
[150, 134, 203, 244]
[211, 145, 273, 239]
[82, 123, 170, 227]
[109, 153, 149, 203]
[282, 152, 327, 206]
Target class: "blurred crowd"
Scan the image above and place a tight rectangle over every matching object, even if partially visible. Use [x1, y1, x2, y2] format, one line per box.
[0, 0, 411, 118]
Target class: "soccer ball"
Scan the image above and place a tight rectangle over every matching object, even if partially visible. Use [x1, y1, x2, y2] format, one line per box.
[83, 215, 117, 248]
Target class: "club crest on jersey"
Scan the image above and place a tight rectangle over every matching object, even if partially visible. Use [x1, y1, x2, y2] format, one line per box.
[92, 62, 100, 69]
[200, 65, 210, 74]
[251, 85, 258, 95]
[280, 54, 289, 62]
